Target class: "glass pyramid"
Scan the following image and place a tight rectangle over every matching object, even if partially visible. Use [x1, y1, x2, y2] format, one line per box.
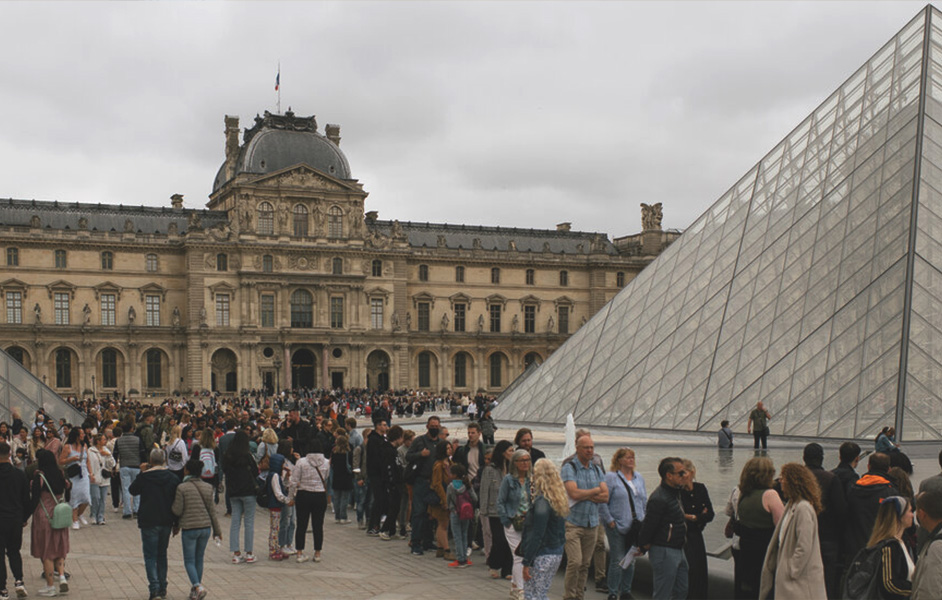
[494, 6, 942, 442]
[0, 348, 84, 427]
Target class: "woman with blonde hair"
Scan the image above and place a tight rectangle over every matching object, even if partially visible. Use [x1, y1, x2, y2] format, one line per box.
[600, 447, 646, 600]
[257, 428, 279, 478]
[736, 456, 784, 599]
[520, 458, 569, 600]
[165, 424, 188, 480]
[759, 463, 826, 600]
[681, 459, 714, 600]
[844, 496, 915, 600]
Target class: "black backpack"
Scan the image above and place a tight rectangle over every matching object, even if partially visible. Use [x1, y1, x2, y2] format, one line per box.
[841, 539, 893, 600]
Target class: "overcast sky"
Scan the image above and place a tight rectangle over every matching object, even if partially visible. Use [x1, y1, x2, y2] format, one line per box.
[0, 1, 931, 237]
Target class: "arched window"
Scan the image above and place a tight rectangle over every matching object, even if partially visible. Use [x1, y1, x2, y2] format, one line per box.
[216, 253, 228, 272]
[146, 349, 162, 388]
[371, 259, 383, 277]
[418, 264, 429, 282]
[559, 270, 568, 286]
[145, 253, 158, 273]
[524, 352, 542, 368]
[418, 352, 431, 388]
[293, 204, 309, 237]
[454, 352, 468, 388]
[7, 347, 24, 365]
[328, 206, 343, 239]
[489, 353, 504, 388]
[101, 251, 113, 271]
[55, 348, 72, 388]
[262, 255, 273, 273]
[257, 202, 274, 235]
[332, 257, 343, 275]
[290, 289, 313, 328]
[101, 348, 118, 388]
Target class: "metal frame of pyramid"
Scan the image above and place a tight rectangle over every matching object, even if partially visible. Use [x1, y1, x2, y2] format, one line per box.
[494, 6, 942, 442]
[0, 347, 84, 427]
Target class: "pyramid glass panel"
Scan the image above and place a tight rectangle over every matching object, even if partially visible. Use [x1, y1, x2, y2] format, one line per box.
[495, 7, 942, 441]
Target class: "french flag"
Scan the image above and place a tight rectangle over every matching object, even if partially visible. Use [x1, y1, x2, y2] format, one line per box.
[275, 71, 280, 91]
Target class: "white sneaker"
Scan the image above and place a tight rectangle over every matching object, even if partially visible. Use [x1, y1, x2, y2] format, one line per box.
[14, 580, 27, 598]
[113, 506, 121, 513]
[70, 522, 79, 531]
[296, 553, 310, 563]
[35, 587, 55, 598]
[281, 546, 296, 556]
[79, 516, 88, 525]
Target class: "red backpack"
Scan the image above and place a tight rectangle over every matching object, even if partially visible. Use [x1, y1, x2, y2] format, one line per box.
[456, 488, 474, 521]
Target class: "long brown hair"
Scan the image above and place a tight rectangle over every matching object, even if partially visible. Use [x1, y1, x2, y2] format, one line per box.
[740, 456, 775, 495]
[867, 496, 911, 548]
[779, 462, 822, 514]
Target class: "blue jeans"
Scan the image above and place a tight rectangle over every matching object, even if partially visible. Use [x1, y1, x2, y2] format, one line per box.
[410, 477, 431, 548]
[140, 525, 171, 595]
[333, 489, 351, 521]
[278, 505, 295, 548]
[89, 484, 109, 524]
[120, 467, 141, 516]
[648, 545, 688, 600]
[229, 496, 256, 553]
[449, 513, 470, 563]
[180, 527, 211, 586]
[354, 481, 368, 524]
[605, 526, 636, 596]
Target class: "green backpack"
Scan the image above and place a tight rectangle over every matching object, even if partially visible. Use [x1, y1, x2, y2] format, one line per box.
[38, 473, 73, 529]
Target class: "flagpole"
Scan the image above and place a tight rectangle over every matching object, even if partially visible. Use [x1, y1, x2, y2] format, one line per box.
[276, 62, 281, 114]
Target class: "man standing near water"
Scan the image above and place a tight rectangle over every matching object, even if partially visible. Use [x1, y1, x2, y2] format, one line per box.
[747, 401, 771, 449]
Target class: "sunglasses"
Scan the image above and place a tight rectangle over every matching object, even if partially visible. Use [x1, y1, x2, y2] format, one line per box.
[675, 470, 688, 476]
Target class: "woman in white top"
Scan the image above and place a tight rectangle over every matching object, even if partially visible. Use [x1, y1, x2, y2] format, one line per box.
[87, 433, 115, 525]
[165, 425, 189, 480]
[287, 438, 330, 563]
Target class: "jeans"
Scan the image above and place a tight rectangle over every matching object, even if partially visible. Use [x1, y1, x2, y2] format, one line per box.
[180, 527, 210, 586]
[605, 526, 636, 596]
[278, 505, 296, 548]
[229, 496, 256, 554]
[753, 428, 768, 449]
[410, 477, 432, 549]
[141, 525, 171, 595]
[0, 522, 24, 590]
[354, 481, 368, 524]
[449, 513, 470, 563]
[120, 466, 141, 516]
[90, 483, 109, 524]
[333, 489, 351, 521]
[648, 545, 689, 600]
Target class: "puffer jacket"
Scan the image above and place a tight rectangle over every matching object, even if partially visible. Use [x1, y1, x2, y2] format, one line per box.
[172, 476, 221, 536]
[637, 483, 687, 550]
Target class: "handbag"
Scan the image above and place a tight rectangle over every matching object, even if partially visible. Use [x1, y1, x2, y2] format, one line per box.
[618, 474, 642, 546]
[38, 473, 73, 529]
[65, 463, 82, 479]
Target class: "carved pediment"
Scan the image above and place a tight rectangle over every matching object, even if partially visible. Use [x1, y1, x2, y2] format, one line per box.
[139, 283, 167, 302]
[412, 292, 435, 309]
[366, 286, 391, 299]
[0, 278, 28, 298]
[485, 294, 508, 307]
[519, 294, 542, 307]
[46, 280, 77, 299]
[208, 281, 236, 299]
[554, 295, 575, 308]
[251, 166, 357, 193]
[286, 254, 318, 271]
[449, 292, 471, 308]
[93, 281, 123, 300]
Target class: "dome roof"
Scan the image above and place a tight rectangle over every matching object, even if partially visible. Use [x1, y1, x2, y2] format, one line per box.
[213, 110, 351, 192]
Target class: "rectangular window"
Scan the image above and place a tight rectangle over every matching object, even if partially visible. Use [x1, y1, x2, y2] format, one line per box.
[145, 254, 158, 273]
[560, 271, 568, 286]
[262, 255, 273, 273]
[260, 294, 275, 328]
[100, 293, 116, 326]
[101, 252, 113, 271]
[101, 351, 117, 388]
[145, 295, 160, 327]
[559, 306, 569, 334]
[372, 260, 383, 277]
[489, 304, 501, 333]
[55, 250, 67, 269]
[216, 294, 230, 327]
[418, 265, 429, 281]
[524, 305, 536, 333]
[217, 254, 228, 272]
[455, 266, 464, 283]
[371, 298, 384, 329]
[418, 353, 430, 388]
[54, 292, 69, 325]
[6, 291, 22, 324]
[491, 267, 500, 284]
[616, 272, 625, 287]
[526, 269, 535, 285]
[6, 248, 18, 266]
[330, 297, 344, 329]
[454, 354, 466, 388]
[454, 303, 466, 332]
[417, 302, 430, 332]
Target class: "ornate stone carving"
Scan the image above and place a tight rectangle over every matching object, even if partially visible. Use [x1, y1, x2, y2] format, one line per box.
[547, 315, 555, 332]
[199, 305, 207, 326]
[508, 240, 516, 251]
[204, 254, 216, 270]
[124, 219, 134, 233]
[390, 220, 405, 240]
[33, 303, 41, 324]
[543, 242, 551, 253]
[287, 255, 317, 271]
[168, 222, 178, 235]
[641, 202, 663, 231]
[188, 213, 203, 230]
[512, 314, 519, 332]
[78, 217, 88, 230]
[391, 312, 400, 331]
[30, 215, 40, 228]
[437, 235, 447, 248]
[278, 203, 290, 229]
[82, 303, 91, 325]
[441, 313, 449, 330]
[172, 306, 181, 327]
[128, 306, 136, 324]
[473, 238, 482, 250]
[208, 222, 231, 241]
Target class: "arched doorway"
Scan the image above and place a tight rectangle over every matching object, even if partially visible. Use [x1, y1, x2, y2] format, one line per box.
[292, 349, 317, 390]
[416, 351, 438, 389]
[211, 348, 238, 393]
[524, 352, 543, 368]
[5, 346, 30, 369]
[367, 350, 390, 392]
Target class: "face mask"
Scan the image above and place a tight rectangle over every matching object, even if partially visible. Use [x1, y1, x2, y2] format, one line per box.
[428, 428, 440, 438]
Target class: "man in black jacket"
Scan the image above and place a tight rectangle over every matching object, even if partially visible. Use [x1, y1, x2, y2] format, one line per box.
[844, 452, 898, 568]
[832, 441, 862, 494]
[366, 421, 388, 535]
[638, 457, 688, 600]
[378, 426, 404, 541]
[129, 449, 180, 600]
[0, 442, 29, 599]
[804, 443, 846, 599]
[406, 416, 441, 555]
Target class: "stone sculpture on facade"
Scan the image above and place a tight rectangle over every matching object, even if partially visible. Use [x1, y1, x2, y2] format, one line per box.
[641, 202, 663, 231]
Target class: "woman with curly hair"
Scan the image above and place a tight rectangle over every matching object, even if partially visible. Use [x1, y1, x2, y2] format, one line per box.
[758, 463, 826, 600]
[735, 456, 784, 599]
[520, 458, 569, 600]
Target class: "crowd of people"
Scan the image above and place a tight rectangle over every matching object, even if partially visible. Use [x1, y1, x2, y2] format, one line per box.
[0, 391, 941, 600]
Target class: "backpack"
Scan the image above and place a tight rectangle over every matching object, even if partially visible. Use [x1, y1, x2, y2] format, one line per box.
[38, 473, 73, 529]
[199, 448, 216, 479]
[456, 487, 474, 521]
[841, 539, 894, 600]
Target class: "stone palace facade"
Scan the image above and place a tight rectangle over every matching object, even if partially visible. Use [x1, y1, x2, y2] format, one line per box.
[0, 110, 676, 397]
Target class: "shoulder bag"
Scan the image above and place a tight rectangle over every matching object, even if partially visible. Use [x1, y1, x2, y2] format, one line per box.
[618, 474, 642, 546]
[38, 473, 73, 529]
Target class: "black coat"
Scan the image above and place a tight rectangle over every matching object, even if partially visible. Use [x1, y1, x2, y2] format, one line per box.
[129, 467, 180, 528]
[844, 471, 898, 562]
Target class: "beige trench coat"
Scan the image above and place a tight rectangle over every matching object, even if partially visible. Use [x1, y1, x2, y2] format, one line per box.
[759, 499, 827, 600]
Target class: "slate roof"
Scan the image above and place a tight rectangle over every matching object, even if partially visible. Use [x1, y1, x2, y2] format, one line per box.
[367, 219, 618, 255]
[0, 198, 228, 234]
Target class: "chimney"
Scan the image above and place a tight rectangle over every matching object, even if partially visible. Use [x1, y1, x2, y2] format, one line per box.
[170, 194, 184, 209]
[556, 222, 571, 232]
[326, 124, 341, 146]
[365, 211, 378, 221]
[224, 115, 240, 181]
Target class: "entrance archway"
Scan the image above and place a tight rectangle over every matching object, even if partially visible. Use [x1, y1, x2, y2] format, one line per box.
[367, 350, 390, 392]
[211, 348, 238, 392]
[292, 349, 317, 390]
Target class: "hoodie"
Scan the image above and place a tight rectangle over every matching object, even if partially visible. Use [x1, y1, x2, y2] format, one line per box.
[844, 471, 898, 562]
[447, 479, 478, 514]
